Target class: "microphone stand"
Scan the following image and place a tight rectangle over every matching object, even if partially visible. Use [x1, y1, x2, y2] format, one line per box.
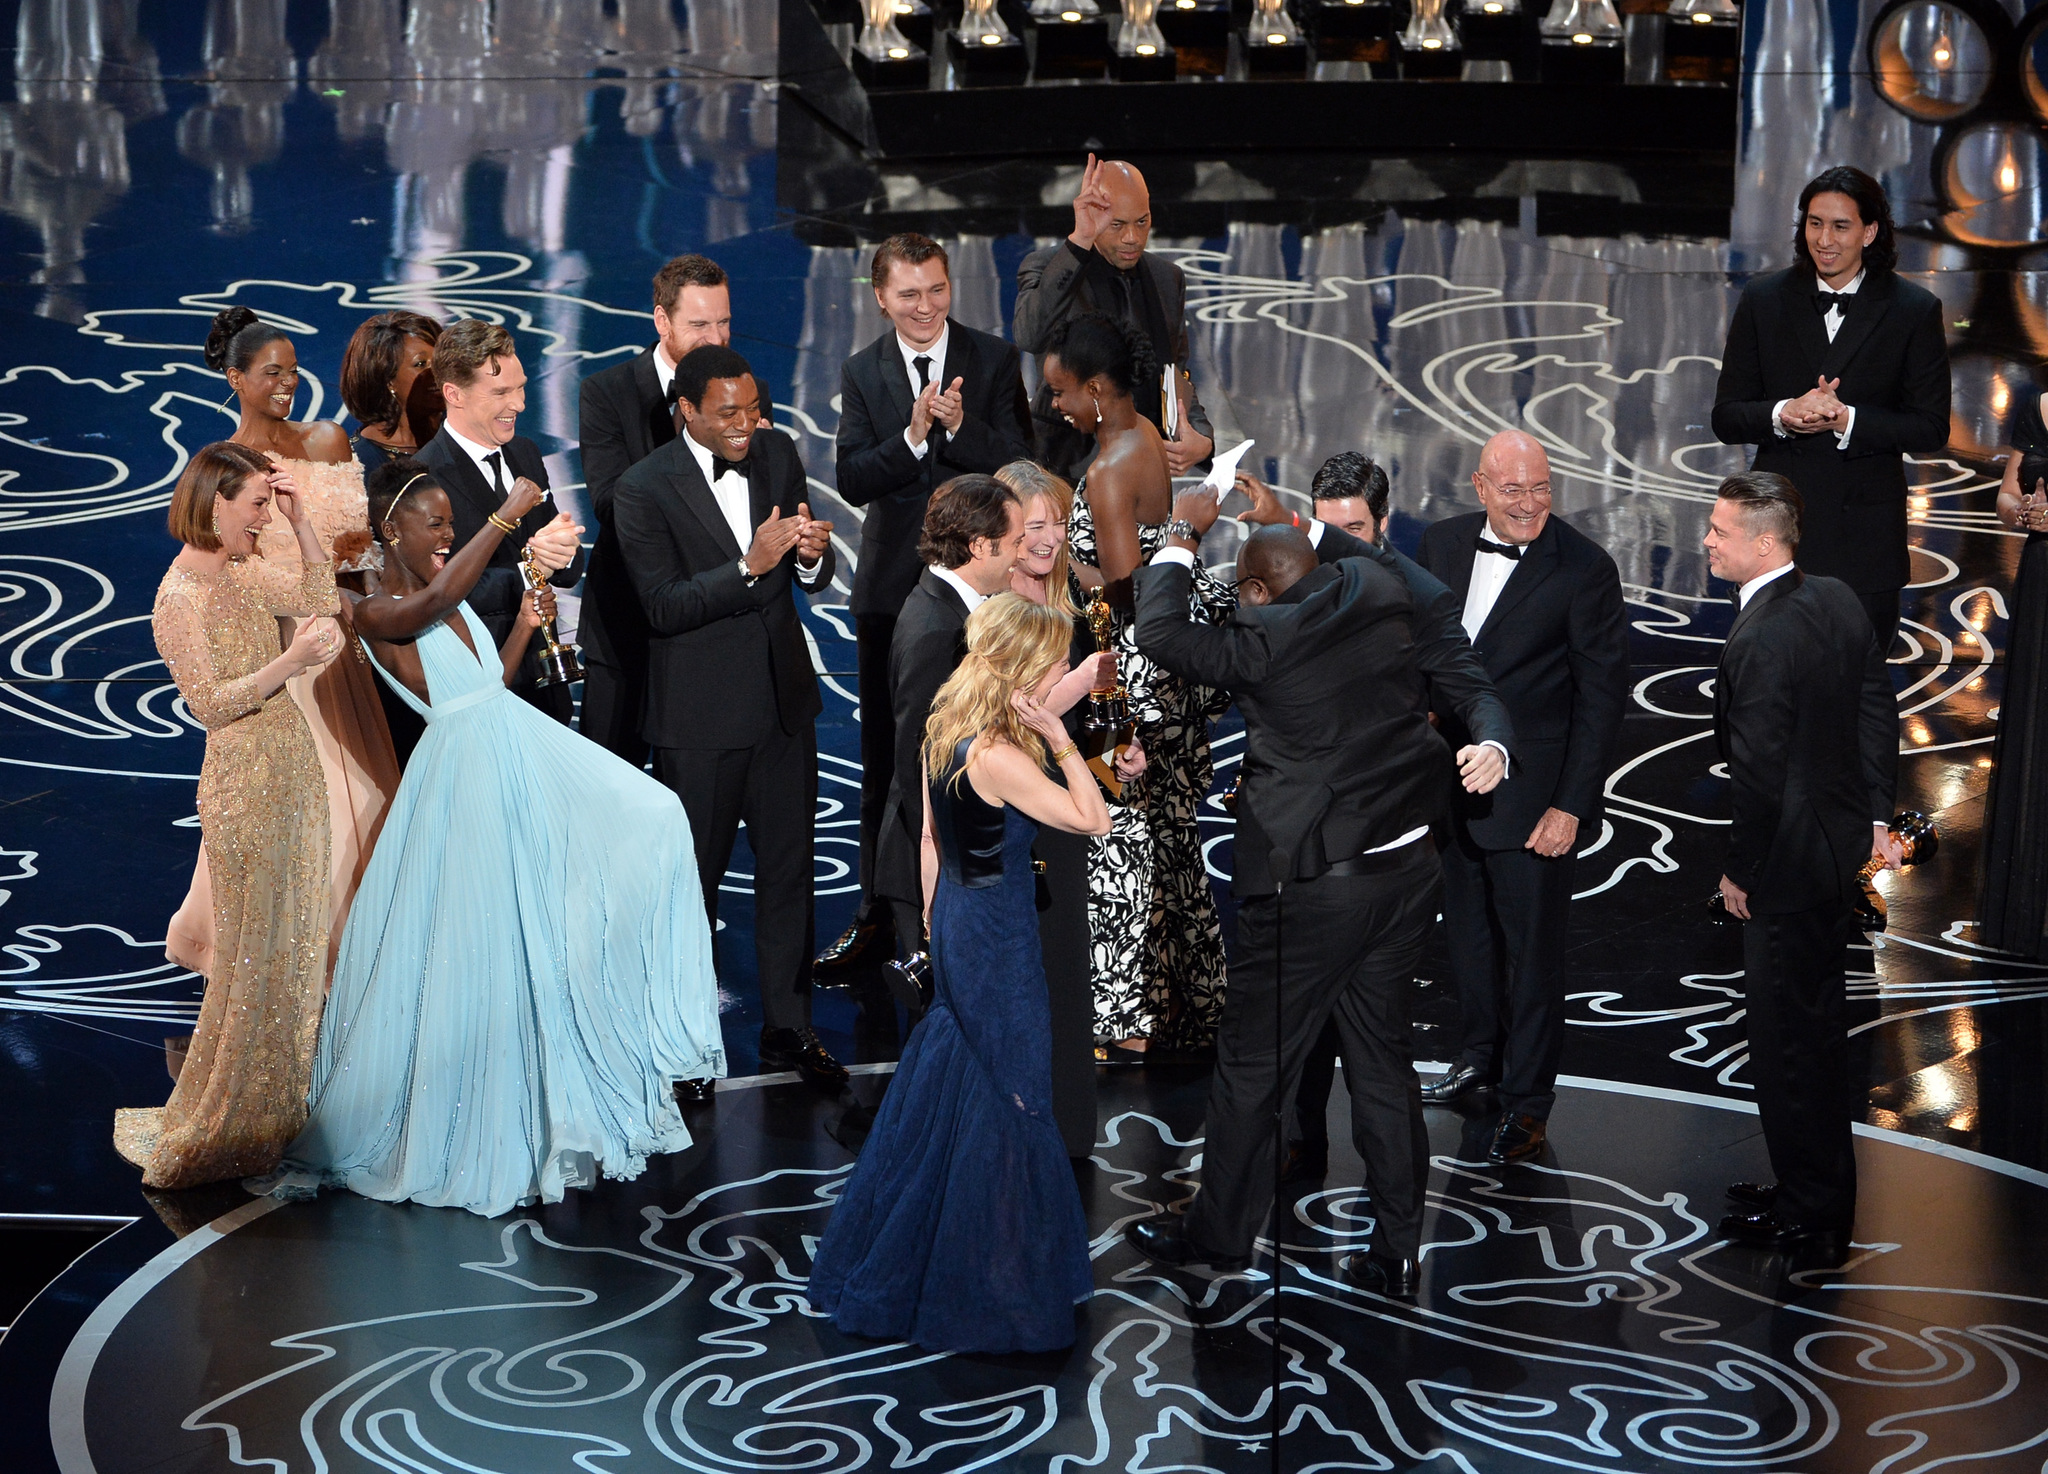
[1268, 846, 1288, 1474]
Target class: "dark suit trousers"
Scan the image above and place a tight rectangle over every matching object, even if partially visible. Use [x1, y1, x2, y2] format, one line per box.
[855, 613, 896, 916]
[1742, 900, 1859, 1231]
[579, 658, 649, 769]
[1187, 844, 1439, 1262]
[1442, 829, 1576, 1120]
[656, 726, 818, 1031]
[516, 678, 573, 726]
[1857, 589, 1901, 668]
[1034, 824, 1098, 1158]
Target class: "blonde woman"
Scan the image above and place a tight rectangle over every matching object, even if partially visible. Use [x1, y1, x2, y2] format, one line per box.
[810, 594, 1108, 1353]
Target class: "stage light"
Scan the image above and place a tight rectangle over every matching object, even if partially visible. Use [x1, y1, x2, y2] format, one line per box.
[1484, 1, 1503, 9]
[888, 43, 910, 55]
[1422, 35, 1441, 45]
[981, 30, 1003, 40]
[1136, 40, 1157, 50]
[1268, 30, 1288, 41]
[1691, 10, 1711, 19]
[2000, 160, 2020, 192]
[1571, 30, 1592, 42]
[1063, 9, 1082, 17]
[1176, 1, 1195, 8]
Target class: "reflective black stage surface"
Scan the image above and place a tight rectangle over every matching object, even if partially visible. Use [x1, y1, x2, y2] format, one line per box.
[2, 0, 2046, 1466]
[17, 1070, 2048, 1473]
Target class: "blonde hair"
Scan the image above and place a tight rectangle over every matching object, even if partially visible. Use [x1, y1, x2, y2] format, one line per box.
[993, 460, 1080, 619]
[923, 593, 1073, 787]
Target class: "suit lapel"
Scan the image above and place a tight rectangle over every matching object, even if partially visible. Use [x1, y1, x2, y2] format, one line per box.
[1440, 516, 1481, 601]
[667, 442, 744, 561]
[1474, 523, 1556, 644]
[937, 321, 973, 396]
[875, 333, 915, 430]
[1726, 566, 1800, 646]
[632, 347, 670, 452]
[1818, 272, 1894, 380]
[426, 431, 499, 522]
[748, 435, 776, 530]
[1785, 273, 1833, 380]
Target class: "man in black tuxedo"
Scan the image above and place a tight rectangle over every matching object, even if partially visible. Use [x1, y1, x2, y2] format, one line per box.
[1416, 430, 1630, 1165]
[1712, 165, 1951, 655]
[870, 477, 1028, 954]
[1705, 471, 1900, 1271]
[417, 319, 586, 722]
[1121, 490, 1512, 1296]
[815, 234, 1034, 981]
[1014, 155, 1214, 480]
[612, 345, 848, 1094]
[577, 253, 735, 765]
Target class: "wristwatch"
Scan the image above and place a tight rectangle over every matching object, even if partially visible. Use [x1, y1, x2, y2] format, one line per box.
[1164, 518, 1200, 544]
[736, 558, 759, 587]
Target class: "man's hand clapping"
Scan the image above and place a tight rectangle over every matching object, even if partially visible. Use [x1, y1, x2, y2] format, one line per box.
[1779, 375, 1845, 435]
[795, 503, 833, 565]
[931, 376, 965, 435]
[745, 507, 802, 578]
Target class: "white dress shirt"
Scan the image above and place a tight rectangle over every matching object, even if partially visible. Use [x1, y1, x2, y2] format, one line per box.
[1771, 269, 1861, 449]
[652, 341, 679, 400]
[444, 421, 515, 494]
[1459, 524, 1521, 640]
[929, 562, 988, 614]
[679, 429, 819, 577]
[1738, 558, 1798, 608]
[900, 324, 951, 458]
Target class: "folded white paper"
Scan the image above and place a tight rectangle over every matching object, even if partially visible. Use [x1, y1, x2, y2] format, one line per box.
[1201, 438, 1255, 496]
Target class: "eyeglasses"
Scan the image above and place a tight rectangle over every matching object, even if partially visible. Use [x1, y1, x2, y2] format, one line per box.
[1477, 471, 1552, 502]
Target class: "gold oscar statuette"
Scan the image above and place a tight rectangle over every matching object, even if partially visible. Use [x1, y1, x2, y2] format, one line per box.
[1081, 592, 1134, 798]
[521, 509, 585, 688]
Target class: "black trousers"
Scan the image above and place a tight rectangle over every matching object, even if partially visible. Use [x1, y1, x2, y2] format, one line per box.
[1441, 828, 1577, 1121]
[855, 612, 897, 926]
[579, 658, 650, 769]
[1186, 844, 1439, 1262]
[656, 723, 818, 1032]
[1742, 899, 1859, 1231]
[1858, 588, 1901, 668]
[1034, 824, 1098, 1158]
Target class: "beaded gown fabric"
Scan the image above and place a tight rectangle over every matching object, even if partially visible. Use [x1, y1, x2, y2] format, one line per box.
[163, 456, 398, 982]
[1068, 485, 1231, 1053]
[117, 556, 338, 1188]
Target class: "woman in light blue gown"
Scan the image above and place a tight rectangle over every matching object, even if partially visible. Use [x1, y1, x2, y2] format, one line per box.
[267, 457, 723, 1217]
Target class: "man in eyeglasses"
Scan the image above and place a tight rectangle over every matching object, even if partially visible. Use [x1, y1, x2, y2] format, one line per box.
[1415, 429, 1630, 1164]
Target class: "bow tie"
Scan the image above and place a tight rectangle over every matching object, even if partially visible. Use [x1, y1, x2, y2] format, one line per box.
[712, 453, 752, 482]
[663, 374, 685, 405]
[1475, 540, 1521, 561]
[1814, 290, 1854, 317]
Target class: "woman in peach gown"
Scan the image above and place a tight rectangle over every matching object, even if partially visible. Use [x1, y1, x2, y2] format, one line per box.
[165, 308, 401, 982]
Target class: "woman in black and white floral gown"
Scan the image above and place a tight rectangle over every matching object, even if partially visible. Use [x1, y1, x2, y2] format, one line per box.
[1039, 313, 1230, 1060]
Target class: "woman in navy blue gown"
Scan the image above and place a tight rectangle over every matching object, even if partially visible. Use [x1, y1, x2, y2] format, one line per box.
[810, 594, 1111, 1353]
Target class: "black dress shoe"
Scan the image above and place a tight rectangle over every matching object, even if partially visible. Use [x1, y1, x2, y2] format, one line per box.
[1717, 1209, 1787, 1245]
[1420, 1063, 1487, 1104]
[1339, 1250, 1418, 1299]
[813, 913, 893, 985]
[1123, 1218, 1250, 1272]
[1726, 1181, 1778, 1210]
[759, 1026, 851, 1091]
[674, 1078, 716, 1105]
[1281, 1141, 1328, 1185]
[1781, 1227, 1852, 1274]
[1487, 1112, 1546, 1163]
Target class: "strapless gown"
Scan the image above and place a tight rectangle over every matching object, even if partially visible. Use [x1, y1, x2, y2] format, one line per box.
[808, 739, 1094, 1353]
[266, 604, 723, 1216]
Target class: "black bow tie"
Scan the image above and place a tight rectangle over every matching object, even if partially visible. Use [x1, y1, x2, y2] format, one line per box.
[1814, 290, 1854, 317]
[713, 453, 752, 482]
[663, 374, 685, 405]
[1476, 540, 1521, 561]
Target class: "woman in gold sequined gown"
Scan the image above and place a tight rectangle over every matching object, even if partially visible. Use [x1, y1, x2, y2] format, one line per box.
[117, 443, 347, 1189]
[165, 309, 401, 982]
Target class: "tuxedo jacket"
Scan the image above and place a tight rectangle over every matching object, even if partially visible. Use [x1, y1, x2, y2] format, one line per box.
[1136, 555, 1465, 897]
[836, 323, 1033, 620]
[1013, 239, 1214, 448]
[1711, 266, 1950, 592]
[1714, 570, 1897, 912]
[1416, 512, 1629, 851]
[577, 347, 675, 671]
[610, 427, 835, 750]
[415, 428, 585, 671]
[872, 568, 972, 906]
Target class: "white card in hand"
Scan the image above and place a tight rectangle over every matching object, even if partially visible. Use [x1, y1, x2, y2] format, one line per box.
[1201, 438, 1255, 496]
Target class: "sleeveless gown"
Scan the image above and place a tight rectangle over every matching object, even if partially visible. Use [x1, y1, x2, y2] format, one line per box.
[809, 739, 1094, 1354]
[267, 604, 723, 1217]
[1982, 390, 2048, 957]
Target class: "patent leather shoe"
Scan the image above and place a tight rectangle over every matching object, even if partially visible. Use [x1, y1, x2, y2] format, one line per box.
[1123, 1218, 1250, 1272]
[813, 912, 893, 985]
[1487, 1112, 1546, 1163]
[759, 1026, 851, 1091]
[1725, 1181, 1778, 1210]
[1420, 1063, 1486, 1103]
[1339, 1250, 1418, 1299]
[1716, 1209, 1787, 1245]
[674, 1078, 716, 1106]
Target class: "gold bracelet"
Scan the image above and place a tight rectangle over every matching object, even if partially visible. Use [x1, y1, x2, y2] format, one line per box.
[487, 512, 518, 535]
[1051, 742, 1079, 764]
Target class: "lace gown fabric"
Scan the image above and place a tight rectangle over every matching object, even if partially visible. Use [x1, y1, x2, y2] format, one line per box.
[115, 557, 339, 1189]
[1068, 486, 1231, 1052]
[164, 456, 398, 982]
[809, 740, 1094, 1353]
[267, 604, 723, 1217]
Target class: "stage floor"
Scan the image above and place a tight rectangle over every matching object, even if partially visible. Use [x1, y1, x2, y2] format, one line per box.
[3, 0, 2046, 1466]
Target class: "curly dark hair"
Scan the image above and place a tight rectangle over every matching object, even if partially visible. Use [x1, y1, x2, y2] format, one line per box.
[918, 474, 1020, 571]
[1311, 453, 1391, 524]
[1040, 312, 1158, 400]
[1792, 166, 1898, 278]
[365, 456, 442, 544]
[202, 306, 289, 375]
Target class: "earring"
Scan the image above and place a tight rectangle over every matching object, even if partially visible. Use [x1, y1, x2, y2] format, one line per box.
[1091, 391, 1101, 421]
[221, 390, 236, 412]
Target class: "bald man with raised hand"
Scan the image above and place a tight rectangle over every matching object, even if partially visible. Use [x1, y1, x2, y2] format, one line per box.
[1415, 430, 1630, 1166]
[1014, 154, 1215, 481]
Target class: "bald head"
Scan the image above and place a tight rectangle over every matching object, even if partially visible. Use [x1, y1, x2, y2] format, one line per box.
[1096, 161, 1152, 269]
[1238, 525, 1319, 606]
[1472, 429, 1554, 546]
